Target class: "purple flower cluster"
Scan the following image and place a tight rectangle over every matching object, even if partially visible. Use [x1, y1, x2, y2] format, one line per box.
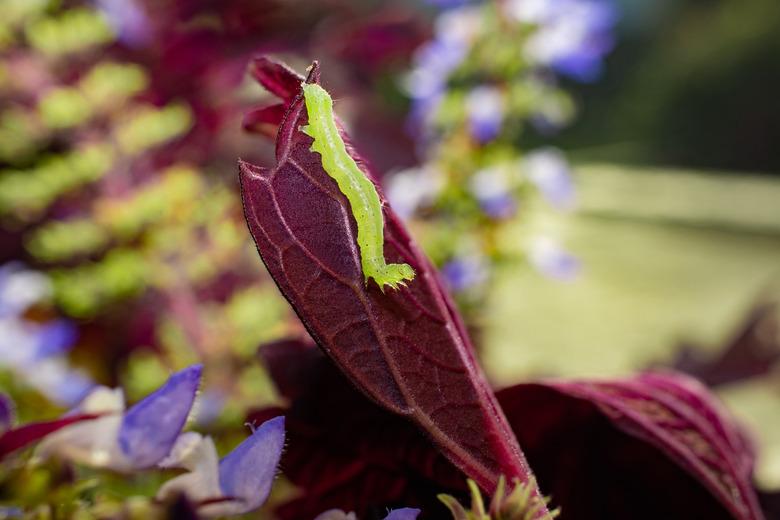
[4, 360, 414, 518]
[32, 365, 287, 517]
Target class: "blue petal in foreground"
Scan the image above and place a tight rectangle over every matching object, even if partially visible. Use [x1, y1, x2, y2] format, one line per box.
[218, 416, 285, 513]
[384, 508, 421, 520]
[119, 364, 202, 468]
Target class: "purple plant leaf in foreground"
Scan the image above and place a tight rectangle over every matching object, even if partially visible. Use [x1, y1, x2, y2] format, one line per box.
[239, 57, 538, 498]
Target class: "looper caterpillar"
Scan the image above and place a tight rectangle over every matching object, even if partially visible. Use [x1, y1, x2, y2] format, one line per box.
[301, 83, 415, 291]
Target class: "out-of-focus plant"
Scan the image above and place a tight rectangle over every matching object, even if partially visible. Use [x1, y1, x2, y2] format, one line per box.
[0, 0, 299, 423]
[389, 0, 616, 313]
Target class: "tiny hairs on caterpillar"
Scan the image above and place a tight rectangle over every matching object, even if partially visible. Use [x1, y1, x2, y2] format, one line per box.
[301, 83, 415, 291]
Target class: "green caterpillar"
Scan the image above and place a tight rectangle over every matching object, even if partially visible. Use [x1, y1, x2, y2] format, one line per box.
[301, 83, 415, 291]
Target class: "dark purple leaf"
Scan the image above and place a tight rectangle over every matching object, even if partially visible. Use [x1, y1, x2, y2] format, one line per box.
[249, 56, 304, 102]
[251, 338, 465, 519]
[258, 337, 324, 402]
[0, 414, 99, 460]
[239, 57, 536, 497]
[758, 489, 780, 519]
[501, 373, 765, 520]
[255, 339, 765, 520]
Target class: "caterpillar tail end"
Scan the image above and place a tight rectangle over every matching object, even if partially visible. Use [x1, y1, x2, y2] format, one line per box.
[368, 263, 416, 293]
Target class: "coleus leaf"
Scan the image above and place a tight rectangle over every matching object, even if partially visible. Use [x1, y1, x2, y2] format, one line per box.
[249, 56, 304, 102]
[252, 338, 465, 519]
[502, 374, 765, 520]
[254, 339, 767, 519]
[238, 57, 538, 498]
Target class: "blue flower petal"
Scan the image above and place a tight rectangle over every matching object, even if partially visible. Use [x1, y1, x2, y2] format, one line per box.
[119, 364, 202, 468]
[218, 416, 285, 514]
[383, 508, 421, 520]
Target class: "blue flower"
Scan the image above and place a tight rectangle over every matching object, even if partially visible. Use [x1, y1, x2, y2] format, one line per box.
[405, 6, 481, 130]
[386, 166, 442, 220]
[406, 38, 467, 129]
[119, 365, 203, 468]
[470, 166, 518, 219]
[442, 255, 489, 292]
[0, 263, 94, 406]
[466, 85, 505, 143]
[36, 365, 202, 471]
[524, 148, 575, 210]
[509, 0, 617, 82]
[157, 416, 285, 517]
[528, 237, 581, 281]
